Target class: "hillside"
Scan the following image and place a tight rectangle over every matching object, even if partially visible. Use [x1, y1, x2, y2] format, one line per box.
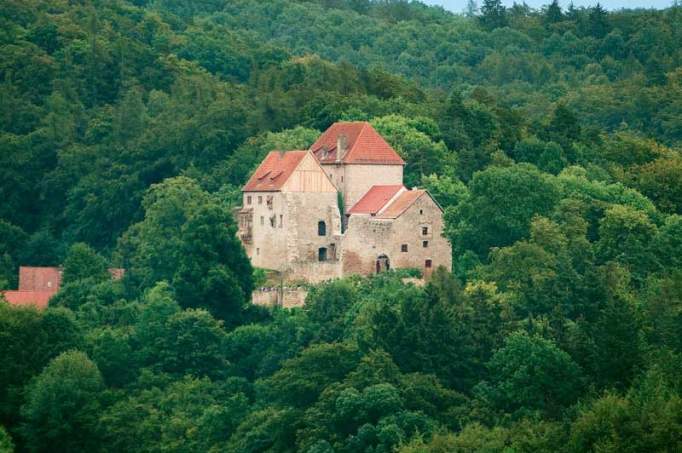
[1, 1, 681, 452]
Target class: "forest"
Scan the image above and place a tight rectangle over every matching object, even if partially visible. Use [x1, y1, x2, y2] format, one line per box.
[0, 0, 681, 451]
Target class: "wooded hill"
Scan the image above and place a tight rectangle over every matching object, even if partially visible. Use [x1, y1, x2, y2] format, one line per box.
[1, 1, 681, 452]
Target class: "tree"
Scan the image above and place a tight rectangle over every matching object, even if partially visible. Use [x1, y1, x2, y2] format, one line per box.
[588, 3, 611, 39]
[62, 242, 109, 285]
[480, 0, 507, 30]
[119, 177, 253, 323]
[372, 115, 453, 187]
[544, 0, 563, 26]
[172, 203, 253, 327]
[450, 164, 561, 259]
[0, 306, 82, 431]
[596, 205, 657, 282]
[465, 0, 478, 17]
[0, 426, 13, 453]
[20, 351, 103, 453]
[304, 279, 357, 343]
[476, 331, 583, 418]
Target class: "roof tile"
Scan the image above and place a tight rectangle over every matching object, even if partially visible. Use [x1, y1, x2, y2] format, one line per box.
[348, 185, 404, 215]
[243, 151, 308, 192]
[378, 190, 426, 219]
[311, 122, 404, 165]
[1, 291, 54, 309]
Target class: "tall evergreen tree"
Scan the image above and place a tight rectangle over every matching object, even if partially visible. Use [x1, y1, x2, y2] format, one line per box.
[480, 0, 507, 30]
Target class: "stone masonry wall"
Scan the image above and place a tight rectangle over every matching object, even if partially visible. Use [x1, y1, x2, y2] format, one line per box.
[341, 194, 451, 277]
[338, 164, 403, 209]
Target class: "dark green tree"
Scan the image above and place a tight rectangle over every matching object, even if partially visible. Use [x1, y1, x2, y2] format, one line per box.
[480, 0, 507, 30]
[20, 351, 103, 453]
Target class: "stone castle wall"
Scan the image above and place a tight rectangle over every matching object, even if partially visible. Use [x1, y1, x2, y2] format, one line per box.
[341, 194, 451, 276]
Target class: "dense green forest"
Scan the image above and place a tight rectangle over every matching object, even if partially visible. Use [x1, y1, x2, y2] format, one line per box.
[1, 0, 681, 451]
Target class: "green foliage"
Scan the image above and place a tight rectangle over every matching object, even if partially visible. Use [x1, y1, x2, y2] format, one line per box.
[0, 426, 13, 453]
[450, 164, 561, 259]
[119, 177, 253, 323]
[20, 350, 103, 453]
[476, 331, 583, 418]
[61, 242, 109, 285]
[0, 1, 681, 451]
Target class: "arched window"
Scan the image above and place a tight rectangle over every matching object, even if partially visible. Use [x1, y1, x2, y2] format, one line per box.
[318, 220, 326, 236]
[318, 247, 328, 262]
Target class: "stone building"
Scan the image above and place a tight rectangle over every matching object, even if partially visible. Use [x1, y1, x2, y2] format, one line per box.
[235, 121, 451, 282]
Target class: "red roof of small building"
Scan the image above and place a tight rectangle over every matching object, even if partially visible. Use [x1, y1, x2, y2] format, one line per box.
[378, 189, 426, 219]
[19, 266, 62, 292]
[348, 185, 405, 215]
[243, 151, 308, 192]
[1, 291, 53, 309]
[108, 268, 125, 280]
[311, 122, 405, 165]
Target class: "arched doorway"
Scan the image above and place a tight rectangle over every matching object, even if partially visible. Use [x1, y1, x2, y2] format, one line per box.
[375, 254, 390, 273]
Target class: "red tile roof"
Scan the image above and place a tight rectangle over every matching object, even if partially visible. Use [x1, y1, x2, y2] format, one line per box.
[1, 291, 53, 309]
[378, 189, 426, 219]
[243, 151, 308, 192]
[108, 268, 125, 280]
[19, 266, 62, 292]
[348, 185, 405, 215]
[311, 122, 405, 165]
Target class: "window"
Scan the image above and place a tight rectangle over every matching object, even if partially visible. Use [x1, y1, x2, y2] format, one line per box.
[419, 209, 423, 215]
[318, 247, 327, 262]
[247, 196, 252, 205]
[256, 248, 260, 256]
[341, 176, 344, 182]
[258, 196, 263, 204]
[422, 226, 429, 236]
[279, 215, 283, 228]
[260, 216, 264, 226]
[423, 241, 429, 248]
[425, 259, 432, 268]
[318, 220, 326, 236]
[401, 244, 408, 252]
[269, 215, 276, 227]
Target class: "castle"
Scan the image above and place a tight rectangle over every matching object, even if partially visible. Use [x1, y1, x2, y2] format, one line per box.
[235, 122, 452, 282]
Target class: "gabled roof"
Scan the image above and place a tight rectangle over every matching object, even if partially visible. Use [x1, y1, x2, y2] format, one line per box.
[347, 185, 404, 215]
[19, 266, 62, 292]
[311, 122, 405, 165]
[378, 189, 427, 219]
[1, 291, 53, 309]
[243, 151, 308, 192]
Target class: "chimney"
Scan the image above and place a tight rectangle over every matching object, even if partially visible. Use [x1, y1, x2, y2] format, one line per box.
[336, 133, 348, 163]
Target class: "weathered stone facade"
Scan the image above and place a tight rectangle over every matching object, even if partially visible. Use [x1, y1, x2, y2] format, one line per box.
[235, 122, 452, 284]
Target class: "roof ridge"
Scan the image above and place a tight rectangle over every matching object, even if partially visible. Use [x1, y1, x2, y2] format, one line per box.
[376, 186, 408, 217]
[344, 122, 370, 163]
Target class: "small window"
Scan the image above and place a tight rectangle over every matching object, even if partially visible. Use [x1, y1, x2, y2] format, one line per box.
[256, 248, 260, 256]
[422, 226, 429, 236]
[425, 259, 432, 268]
[260, 216, 264, 226]
[341, 176, 344, 182]
[247, 196, 252, 205]
[318, 247, 328, 262]
[258, 196, 263, 204]
[279, 215, 283, 228]
[419, 209, 423, 215]
[423, 241, 429, 248]
[269, 215, 276, 227]
[318, 220, 326, 236]
[401, 244, 408, 252]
